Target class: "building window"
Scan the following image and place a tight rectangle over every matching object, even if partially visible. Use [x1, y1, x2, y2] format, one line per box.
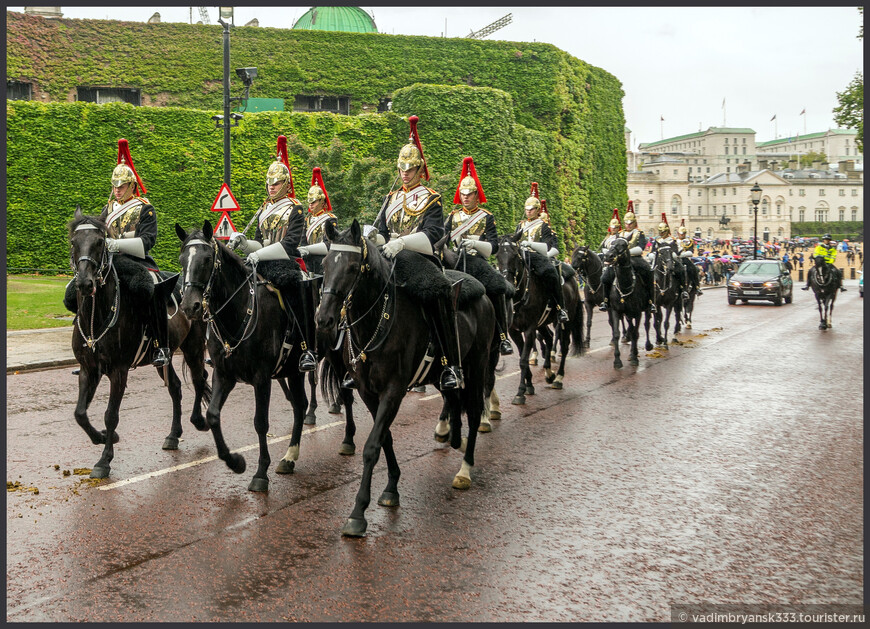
[77, 86, 141, 105]
[726, 167, 730, 173]
[815, 208, 828, 222]
[742, 138, 746, 144]
[689, 167, 693, 173]
[776, 202, 782, 215]
[648, 200, 655, 213]
[698, 207, 703, 216]
[7, 80, 32, 100]
[673, 169, 678, 175]
[839, 208, 845, 221]
[789, 189, 793, 196]
[293, 95, 350, 115]
[852, 208, 858, 221]
[712, 205, 717, 213]
[377, 98, 393, 113]
[648, 190, 654, 195]
[725, 146, 729, 155]
[713, 189, 717, 196]
[798, 208, 805, 221]
[706, 167, 710, 173]
[725, 138, 729, 144]
[742, 147, 746, 155]
[698, 190, 702, 197]
[845, 147, 850, 155]
[635, 199, 641, 211]
[708, 228, 713, 238]
[761, 199, 769, 215]
[839, 189, 845, 196]
[819, 189, 825, 196]
[852, 189, 858, 196]
[732, 188, 737, 195]
[799, 189, 806, 197]
[671, 195, 681, 215]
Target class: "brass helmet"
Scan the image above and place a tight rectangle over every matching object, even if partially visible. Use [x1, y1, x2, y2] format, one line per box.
[111, 139, 146, 194]
[623, 200, 636, 227]
[608, 207, 621, 233]
[307, 166, 332, 213]
[397, 115, 429, 180]
[658, 212, 670, 236]
[266, 135, 295, 195]
[677, 218, 688, 238]
[524, 181, 541, 211]
[453, 156, 486, 204]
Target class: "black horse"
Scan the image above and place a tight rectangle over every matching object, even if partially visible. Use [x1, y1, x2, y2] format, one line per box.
[650, 245, 681, 348]
[436, 237, 505, 434]
[317, 220, 495, 537]
[175, 220, 355, 491]
[496, 234, 583, 405]
[674, 259, 702, 333]
[603, 238, 653, 368]
[68, 207, 210, 479]
[570, 245, 606, 348]
[810, 255, 839, 330]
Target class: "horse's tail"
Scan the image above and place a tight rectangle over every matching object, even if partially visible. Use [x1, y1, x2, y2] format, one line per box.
[319, 359, 342, 409]
[569, 297, 585, 356]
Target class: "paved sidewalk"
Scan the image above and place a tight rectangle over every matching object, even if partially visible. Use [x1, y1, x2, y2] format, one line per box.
[6, 326, 78, 373]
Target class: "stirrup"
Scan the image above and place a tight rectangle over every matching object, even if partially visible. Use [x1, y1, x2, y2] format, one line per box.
[558, 308, 569, 323]
[341, 374, 358, 389]
[439, 366, 464, 390]
[499, 339, 513, 355]
[298, 351, 317, 372]
[152, 347, 172, 367]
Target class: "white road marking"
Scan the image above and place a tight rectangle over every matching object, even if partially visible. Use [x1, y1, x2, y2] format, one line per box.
[98, 420, 345, 491]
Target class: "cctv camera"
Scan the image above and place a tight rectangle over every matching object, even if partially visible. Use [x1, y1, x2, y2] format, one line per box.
[235, 67, 257, 85]
[211, 114, 224, 121]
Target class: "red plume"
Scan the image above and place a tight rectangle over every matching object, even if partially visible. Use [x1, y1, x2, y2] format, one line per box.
[661, 212, 668, 226]
[309, 167, 332, 214]
[408, 115, 429, 181]
[626, 199, 634, 213]
[453, 156, 486, 204]
[680, 218, 686, 227]
[117, 139, 146, 195]
[611, 207, 621, 223]
[530, 182, 539, 199]
[276, 135, 295, 197]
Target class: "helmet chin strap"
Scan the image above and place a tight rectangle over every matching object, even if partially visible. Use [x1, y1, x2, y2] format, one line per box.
[268, 180, 289, 201]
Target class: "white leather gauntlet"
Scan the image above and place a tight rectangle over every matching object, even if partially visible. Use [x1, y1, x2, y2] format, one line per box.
[247, 242, 289, 265]
[107, 237, 145, 259]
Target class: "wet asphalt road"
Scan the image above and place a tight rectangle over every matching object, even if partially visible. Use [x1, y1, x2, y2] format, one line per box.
[6, 285, 863, 622]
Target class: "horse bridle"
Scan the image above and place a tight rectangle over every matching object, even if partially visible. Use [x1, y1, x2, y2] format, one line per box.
[499, 241, 530, 309]
[609, 237, 636, 301]
[652, 245, 673, 295]
[70, 223, 111, 286]
[574, 247, 602, 296]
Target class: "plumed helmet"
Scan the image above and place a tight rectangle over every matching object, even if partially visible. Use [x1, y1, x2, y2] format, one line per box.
[677, 217, 688, 237]
[454, 156, 486, 204]
[266, 135, 295, 195]
[540, 199, 551, 223]
[658, 212, 670, 234]
[307, 167, 332, 213]
[524, 182, 541, 211]
[608, 207, 621, 232]
[397, 115, 429, 180]
[111, 139, 146, 194]
[623, 200, 636, 226]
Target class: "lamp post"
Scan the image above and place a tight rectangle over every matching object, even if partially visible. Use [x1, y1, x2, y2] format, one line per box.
[750, 182, 762, 259]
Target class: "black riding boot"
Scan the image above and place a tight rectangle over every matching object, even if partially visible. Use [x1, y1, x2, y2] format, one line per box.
[149, 274, 179, 367]
[600, 266, 613, 312]
[675, 260, 689, 300]
[296, 282, 317, 372]
[802, 268, 813, 290]
[545, 267, 569, 323]
[433, 282, 464, 390]
[494, 293, 513, 355]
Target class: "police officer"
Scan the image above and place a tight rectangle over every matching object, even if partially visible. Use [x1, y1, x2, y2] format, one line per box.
[802, 234, 847, 292]
[229, 135, 317, 371]
[103, 139, 176, 367]
[445, 156, 512, 355]
[372, 115, 464, 390]
[514, 183, 569, 323]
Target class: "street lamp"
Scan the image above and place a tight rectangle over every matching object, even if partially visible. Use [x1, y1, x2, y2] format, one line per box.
[750, 182, 762, 259]
[213, 7, 254, 187]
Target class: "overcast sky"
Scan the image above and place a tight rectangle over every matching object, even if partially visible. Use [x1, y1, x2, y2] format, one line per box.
[9, 6, 863, 148]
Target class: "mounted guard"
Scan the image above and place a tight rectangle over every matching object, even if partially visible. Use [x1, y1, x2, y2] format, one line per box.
[297, 166, 337, 276]
[228, 135, 317, 371]
[371, 115, 464, 390]
[677, 219, 702, 295]
[513, 182, 569, 323]
[648, 213, 689, 301]
[445, 156, 513, 356]
[102, 138, 177, 367]
[597, 207, 622, 312]
[611, 200, 655, 311]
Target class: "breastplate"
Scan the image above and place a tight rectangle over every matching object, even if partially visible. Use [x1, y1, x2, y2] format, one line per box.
[259, 198, 299, 245]
[518, 219, 544, 242]
[305, 211, 335, 244]
[450, 208, 486, 243]
[106, 198, 145, 239]
[385, 186, 432, 236]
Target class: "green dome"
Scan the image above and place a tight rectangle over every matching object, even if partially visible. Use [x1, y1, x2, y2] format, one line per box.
[292, 7, 377, 33]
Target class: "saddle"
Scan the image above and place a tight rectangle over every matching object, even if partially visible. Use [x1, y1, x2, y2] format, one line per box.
[64, 253, 158, 313]
[451, 252, 516, 298]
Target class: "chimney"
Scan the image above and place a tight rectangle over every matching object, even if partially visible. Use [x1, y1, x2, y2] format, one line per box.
[24, 6, 63, 18]
[736, 162, 751, 178]
[758, 159, 768, 171]
[788, 160, 798, 170]
[812, 160, 821, 170]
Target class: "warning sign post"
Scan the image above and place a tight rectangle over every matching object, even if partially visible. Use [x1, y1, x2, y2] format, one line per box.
[210, 183, 241, 240]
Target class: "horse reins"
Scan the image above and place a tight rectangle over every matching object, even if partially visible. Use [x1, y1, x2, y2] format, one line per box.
[71, 223, 120, 350]
[610, 238, 637, 303]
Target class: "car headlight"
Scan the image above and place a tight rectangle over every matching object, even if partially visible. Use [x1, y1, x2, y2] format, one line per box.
[730, 281, 741, 287]
[763, 281, 779, 288]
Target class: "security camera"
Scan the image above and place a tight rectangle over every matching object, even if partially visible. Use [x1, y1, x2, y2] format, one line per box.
[229, 113, 243, 121]
[235, 67, 257, 86]
[211, 114, 224, 122]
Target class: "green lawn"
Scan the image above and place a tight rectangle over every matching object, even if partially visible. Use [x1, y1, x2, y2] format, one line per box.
[7, 275, 76, 330]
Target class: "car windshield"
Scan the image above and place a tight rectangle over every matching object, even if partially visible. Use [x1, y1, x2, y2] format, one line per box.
[737, 263, 778, 275]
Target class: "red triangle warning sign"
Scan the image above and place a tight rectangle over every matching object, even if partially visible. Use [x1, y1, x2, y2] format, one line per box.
[213, 212, 237, 240]
[210, 183, 241, 212]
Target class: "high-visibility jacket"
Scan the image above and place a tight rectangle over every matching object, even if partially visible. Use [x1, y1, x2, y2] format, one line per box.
[813, 243, 837, 265]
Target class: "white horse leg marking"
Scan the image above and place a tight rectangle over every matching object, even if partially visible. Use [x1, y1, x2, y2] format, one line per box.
[435, 419, 449, 437]
[555, 374, 564, 384]
[281, 444, 300, 463]
[455, 459, 472, 481]
[490, 390, 500, 414]
[545, 367, 554, 380]
[459, 436, 467, 454]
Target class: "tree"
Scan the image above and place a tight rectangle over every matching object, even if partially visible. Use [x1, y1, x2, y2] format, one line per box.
[832, 7, 863, 152]
[797, 151, 828, 168]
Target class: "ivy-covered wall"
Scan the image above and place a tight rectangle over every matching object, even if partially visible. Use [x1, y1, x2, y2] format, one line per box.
[6, 10, 627, 269]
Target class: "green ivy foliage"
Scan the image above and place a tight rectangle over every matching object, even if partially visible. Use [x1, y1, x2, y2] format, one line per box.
[790, 221, 864, 240]
[7, 10, 628, 266]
